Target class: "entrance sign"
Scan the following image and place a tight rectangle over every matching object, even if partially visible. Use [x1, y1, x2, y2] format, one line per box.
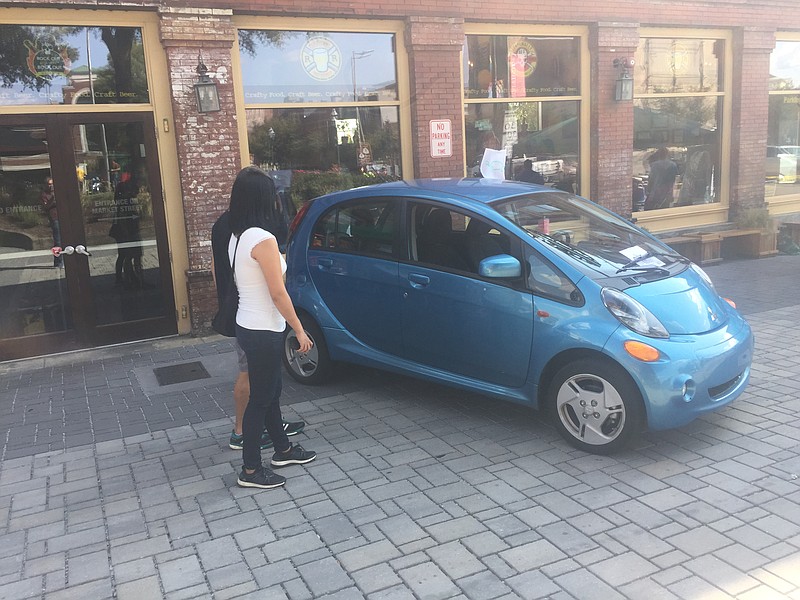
[429, 119, 452, 157]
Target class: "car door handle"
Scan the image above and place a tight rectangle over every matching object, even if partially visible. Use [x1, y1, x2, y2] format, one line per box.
[408, 273, 430, 289]
[318, 258, 334, 268]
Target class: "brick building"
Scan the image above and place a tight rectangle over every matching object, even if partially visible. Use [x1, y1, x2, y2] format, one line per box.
[0, 1, 798, 360]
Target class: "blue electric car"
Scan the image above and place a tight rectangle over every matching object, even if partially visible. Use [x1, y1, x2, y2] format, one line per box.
[281, 178, 753, 454]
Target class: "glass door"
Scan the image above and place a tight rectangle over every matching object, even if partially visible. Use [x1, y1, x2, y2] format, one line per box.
[0, 112, 176, 360]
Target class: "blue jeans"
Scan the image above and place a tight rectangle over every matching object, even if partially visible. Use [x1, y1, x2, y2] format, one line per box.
[235, 325, 290, 469]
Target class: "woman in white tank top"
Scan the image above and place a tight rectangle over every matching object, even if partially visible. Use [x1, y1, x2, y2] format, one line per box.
[227, 167, 316, 489]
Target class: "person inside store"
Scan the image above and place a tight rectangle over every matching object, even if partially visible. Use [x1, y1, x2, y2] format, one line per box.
[226, 166, 316, 490]
[516, 159, 545, 184]
[109, 171, 145, 289]
[40, 177, 61, 267]
[643, 147, 678, 210]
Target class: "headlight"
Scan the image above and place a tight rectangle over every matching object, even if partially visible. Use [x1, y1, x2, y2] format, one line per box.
[601, 287, 669, 338]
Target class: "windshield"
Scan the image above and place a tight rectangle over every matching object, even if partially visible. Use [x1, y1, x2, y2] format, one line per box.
[493, 191, 687, 274]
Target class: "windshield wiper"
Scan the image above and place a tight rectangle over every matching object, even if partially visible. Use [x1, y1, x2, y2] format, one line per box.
[527, 230, 601, 267]
[616, 251, 686, 273]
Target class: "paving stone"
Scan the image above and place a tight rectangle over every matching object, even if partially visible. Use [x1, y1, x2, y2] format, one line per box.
[398, 561, 460, 600]
[426, 541, 484, 580]
[350, 563, 402, 595]
[157, 555, 205, 593]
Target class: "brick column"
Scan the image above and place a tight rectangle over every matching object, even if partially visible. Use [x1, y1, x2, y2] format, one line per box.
[728, 27, 776, 221]
[405, 17, 465, 178]
[159, 7, 240, 333]
[590, 23, 639, 217]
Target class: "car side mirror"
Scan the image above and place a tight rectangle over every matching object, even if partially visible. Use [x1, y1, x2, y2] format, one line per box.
[479, 254, 522, 278]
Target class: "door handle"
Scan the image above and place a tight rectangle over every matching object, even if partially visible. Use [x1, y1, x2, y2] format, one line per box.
[75, 244, 92, 256]
[318, 258, 334, 268]
[61, 245, 75, 255]
[408, 273, 430, 289]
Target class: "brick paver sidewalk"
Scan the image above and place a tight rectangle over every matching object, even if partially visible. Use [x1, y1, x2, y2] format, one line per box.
[0, 256, 798, 599]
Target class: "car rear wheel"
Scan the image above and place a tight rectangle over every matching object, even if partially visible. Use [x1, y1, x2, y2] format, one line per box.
[282, 315, 333, 385]
[547, 358, 644, 454]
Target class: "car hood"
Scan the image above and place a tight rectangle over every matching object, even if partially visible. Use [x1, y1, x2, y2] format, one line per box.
[624, 270, 731, 335]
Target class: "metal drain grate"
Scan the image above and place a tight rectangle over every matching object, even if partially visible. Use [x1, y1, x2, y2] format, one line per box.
[153, 361, 212, 386]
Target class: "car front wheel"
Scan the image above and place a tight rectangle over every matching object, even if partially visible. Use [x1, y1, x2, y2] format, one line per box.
[282, 315, 333, 385]
[547, 358, 644, 454]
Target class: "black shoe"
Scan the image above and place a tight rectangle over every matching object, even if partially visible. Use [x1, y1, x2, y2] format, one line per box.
[271, 444, 317, 468]
[229, 430, 275, 451]
[237, 466, 286, 489]
[283, 420, 305, 437]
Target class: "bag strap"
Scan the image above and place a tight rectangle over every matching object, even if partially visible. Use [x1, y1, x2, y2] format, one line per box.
[230, 235, 241, 285]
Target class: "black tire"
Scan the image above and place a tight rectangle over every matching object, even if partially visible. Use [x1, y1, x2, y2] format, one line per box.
[282, 314, 333, 385]
[547, 357, 644, 454]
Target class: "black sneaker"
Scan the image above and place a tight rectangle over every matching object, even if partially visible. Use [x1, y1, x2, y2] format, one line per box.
[271, 444, 317, 468]
[237, 466, 286, 489]
[229, 430, 274, 451]
[284, 420, 305, 437]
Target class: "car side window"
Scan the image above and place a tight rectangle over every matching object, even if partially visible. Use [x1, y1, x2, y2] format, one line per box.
[527, 250, 584, 305]
[409, 203, 512, 275]
[311, 199, 396, 257]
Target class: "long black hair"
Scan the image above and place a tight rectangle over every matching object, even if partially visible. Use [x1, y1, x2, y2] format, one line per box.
[228, 166, 285, 243]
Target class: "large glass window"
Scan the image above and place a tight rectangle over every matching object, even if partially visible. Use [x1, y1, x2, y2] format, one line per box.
[633, 36, 726, 212]
[239, 30, 403, 207]
[766, 40, 800, 200]
[0, 25, 149, 106]
[463, 34, 583, 194]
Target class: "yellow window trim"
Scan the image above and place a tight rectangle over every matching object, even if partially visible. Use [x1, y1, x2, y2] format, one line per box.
[635, 28, 733, 222]
[0, 6, 189, 333]
[461, 24, 590, 197]
[230, 16, 412, 178]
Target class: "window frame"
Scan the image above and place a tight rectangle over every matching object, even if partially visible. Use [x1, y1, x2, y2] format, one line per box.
[230, 17, 413, 180]
[766, 32, 800, 215]
[461, 24, 590, 197]
[632, 28, 733, 232]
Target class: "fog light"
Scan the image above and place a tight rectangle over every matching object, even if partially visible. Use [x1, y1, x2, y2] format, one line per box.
[680, 377, 696, 402]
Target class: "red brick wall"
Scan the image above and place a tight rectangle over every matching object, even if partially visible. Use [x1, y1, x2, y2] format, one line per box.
[729, 27, 777, 220]
[159, 8, 241, 332]
[590, 24, 639, 217]
[405, 17, 465, 178]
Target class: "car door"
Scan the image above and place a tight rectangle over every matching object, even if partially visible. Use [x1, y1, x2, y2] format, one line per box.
[307, 197, 403, 356]
[399, 202, 533, 388]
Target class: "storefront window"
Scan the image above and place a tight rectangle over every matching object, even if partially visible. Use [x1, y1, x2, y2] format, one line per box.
[464, 101, 579, 191]
[239, 30, 402, 205]
[464, 36, 580, 99]
[633, 36, 726, 212]
[766, 40, 800, 199]
[0, 25, 149, 106]
[245, 106, 401, 204]
[463, 34, 583, 194]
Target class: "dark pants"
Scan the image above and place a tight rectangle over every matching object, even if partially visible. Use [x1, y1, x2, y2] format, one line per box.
[236, 325, 290, 469]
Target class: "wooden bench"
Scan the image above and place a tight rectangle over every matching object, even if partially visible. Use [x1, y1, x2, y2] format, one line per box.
[781, 221, 800, 245]
[660, 235, 704, 264]
[660, 227, 778, 265]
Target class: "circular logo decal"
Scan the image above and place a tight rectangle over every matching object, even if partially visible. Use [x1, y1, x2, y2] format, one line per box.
[301, 36, 342, 81]
[509, 40, 538, 78]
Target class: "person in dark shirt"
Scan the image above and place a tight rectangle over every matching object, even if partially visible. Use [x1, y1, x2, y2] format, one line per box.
[644, 147, 678, 210]
[40, 177, 62, 267]
[517, 159, 545, 185]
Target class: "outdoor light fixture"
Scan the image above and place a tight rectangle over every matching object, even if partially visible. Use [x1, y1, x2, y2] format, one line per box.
[613, 57, 635, 102]
[194, 53, 220, 113]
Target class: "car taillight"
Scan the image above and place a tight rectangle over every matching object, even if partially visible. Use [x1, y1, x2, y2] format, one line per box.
[287, 200, 313, 241]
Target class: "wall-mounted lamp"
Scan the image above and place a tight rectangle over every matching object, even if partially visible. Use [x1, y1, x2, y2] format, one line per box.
[613, 57, 635, 102]
[194, 54, 220, 113]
